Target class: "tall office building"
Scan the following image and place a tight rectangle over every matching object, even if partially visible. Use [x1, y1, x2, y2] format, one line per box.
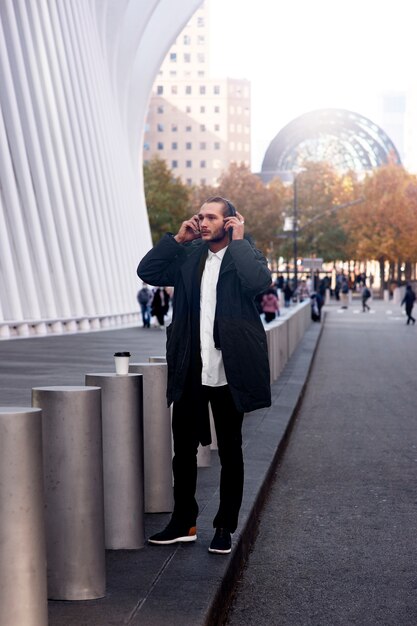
[143, 2, 251, 186]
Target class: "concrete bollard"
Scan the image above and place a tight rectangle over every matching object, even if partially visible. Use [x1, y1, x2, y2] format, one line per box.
[148, 356, 167, 363]
[129, 363, 174, 513]
[32, 386, 105, 600]
[0, 407, 48, 626]
[325, 288, 331, 304]
[85, 373, 144, 549]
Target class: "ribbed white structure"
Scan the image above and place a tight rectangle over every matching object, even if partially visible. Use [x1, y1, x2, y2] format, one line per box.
[0, 0, 201, 338]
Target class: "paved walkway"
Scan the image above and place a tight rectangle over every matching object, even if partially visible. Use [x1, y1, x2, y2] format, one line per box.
[0, 309, 320, 625]
[226, 297, 417, 625]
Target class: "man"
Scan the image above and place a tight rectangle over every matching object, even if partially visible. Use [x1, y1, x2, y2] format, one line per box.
[137, 282, 152, 328]
[401, 284, 416, 325]
[137, 197, 271, 554]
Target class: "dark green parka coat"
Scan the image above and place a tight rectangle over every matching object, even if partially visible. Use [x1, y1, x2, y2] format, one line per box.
[137, 233, 271, 413]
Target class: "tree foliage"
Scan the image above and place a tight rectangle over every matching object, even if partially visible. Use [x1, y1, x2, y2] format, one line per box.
[143, 156, 190, 243]
[143, 156, 417, 277]
[347, 164, 417, 265]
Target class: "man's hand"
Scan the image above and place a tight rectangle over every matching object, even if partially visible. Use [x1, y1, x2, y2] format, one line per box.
[224, 211, 245, 241]
[174, 215, 201, 244]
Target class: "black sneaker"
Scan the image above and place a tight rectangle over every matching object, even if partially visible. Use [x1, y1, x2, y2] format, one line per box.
[208, 528, 232, 554]
[148, 520, 197, 545]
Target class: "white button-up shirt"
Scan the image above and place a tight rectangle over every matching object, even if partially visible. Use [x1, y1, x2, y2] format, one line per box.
[200, 246, 228, 386]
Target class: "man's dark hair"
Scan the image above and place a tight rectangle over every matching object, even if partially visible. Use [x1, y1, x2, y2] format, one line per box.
[205, 196, 237, 217]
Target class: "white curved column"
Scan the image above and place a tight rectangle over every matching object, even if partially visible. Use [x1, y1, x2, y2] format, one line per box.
[0, 0, 203, 334]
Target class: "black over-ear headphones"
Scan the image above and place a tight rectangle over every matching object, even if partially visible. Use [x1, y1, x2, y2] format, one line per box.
[222, 198, 237, 217]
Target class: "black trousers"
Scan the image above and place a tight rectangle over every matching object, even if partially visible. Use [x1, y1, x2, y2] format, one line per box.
[171, 382, 244, 533]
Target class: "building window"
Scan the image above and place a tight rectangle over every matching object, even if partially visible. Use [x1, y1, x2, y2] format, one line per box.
[214, 85, 220, 95]
[214, 106, 220, 113]
[172, 160, 178, 168]
[200, 106, 205, 113]
[157, 85, 163, 95]
[186, 142, 192, 150]
[214, 124, 220, 131]
[197, 54, 205, 63]
[183, 35, 191, 45]
[200, 160, 206, 168]
[157, 142, 164, 150]
[171, 85, 178, 94]
[200, 85, 206, 95]
[157, 123, 164, 131]
[157, 105, 164, 114]
[200, 142, 206, 149]
[200, 124, 206, 132]
[197, 35, 205, 45]
[185, 85, 192, 95]
[172, 142, 178, 149]
[186, 178, 192, 185]
[201, 178, 206, 185]
[214, 142, 220, 150]
[186, 125, 192, 132]
[197, 17, 204, 27]
[186, 106, 191, 113]
[171, 123, 177, 132]
[169, 70, 177, 77]
[186, 160, 192, 168]
[198, 71, 205, 77]
[184, 53, 191, 63]
[143, 142, 150, 151]
[170, 53, 177, 62]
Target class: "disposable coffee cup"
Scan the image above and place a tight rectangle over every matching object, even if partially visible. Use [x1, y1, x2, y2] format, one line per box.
[114, 351, 131, 375]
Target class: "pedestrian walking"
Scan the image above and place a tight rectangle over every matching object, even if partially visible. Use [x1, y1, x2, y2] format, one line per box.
[340, 277, 349, 309]
[401, 284, 416, 325]
[361, 284, 371, 312]
[151, 287, 170, 328]
[137, 282, 152, 328]
[283, 281, 293, 307]
[261, 288, 280, 323]
[137, 196, 271, 554]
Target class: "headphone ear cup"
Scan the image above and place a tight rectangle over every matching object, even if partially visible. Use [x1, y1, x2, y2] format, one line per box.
[225, 200, 237, 217]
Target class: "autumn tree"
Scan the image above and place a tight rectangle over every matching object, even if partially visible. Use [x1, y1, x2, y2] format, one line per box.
[189, 162, 287, 257]
[143, 156, 190, 243]
[347, 164, 417, 288]
[284, 162, 356, 263]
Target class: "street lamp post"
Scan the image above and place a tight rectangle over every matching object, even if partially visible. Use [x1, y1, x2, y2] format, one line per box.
[293, 173, 299, 290]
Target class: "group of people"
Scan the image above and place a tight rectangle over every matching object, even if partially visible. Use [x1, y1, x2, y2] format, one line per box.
[137, 283, 171, 329]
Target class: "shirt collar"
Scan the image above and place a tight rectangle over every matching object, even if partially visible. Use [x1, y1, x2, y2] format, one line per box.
[207, 246, 228, 261]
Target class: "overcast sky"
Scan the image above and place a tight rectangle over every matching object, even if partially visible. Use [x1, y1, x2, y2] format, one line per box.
[209, 0, 417, 171]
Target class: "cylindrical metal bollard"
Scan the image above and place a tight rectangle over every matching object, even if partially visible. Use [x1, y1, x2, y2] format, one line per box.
[85, 373, 144, 549]
[129, 363, 173, 513]
[0, 407, 48, 626]
[32, 386, 105, 601]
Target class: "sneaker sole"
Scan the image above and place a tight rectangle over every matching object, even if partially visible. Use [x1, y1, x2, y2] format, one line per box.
[148, 534, 197, 545]
[208, 547, 231, 554]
